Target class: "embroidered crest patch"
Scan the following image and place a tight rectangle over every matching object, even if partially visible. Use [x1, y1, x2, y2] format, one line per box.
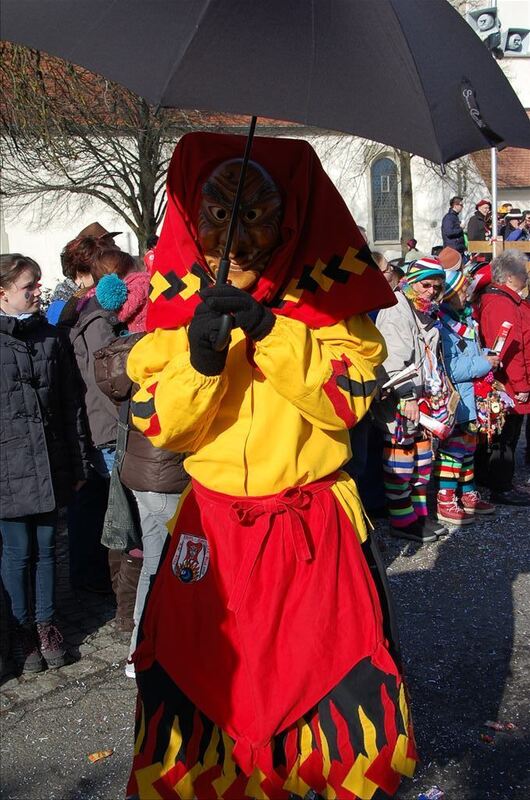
[172, 533, 209, 583]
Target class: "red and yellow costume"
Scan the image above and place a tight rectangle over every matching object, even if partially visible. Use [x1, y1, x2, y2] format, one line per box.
[126, 134, 417, 799]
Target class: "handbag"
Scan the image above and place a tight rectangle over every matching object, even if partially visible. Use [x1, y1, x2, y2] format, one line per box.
[407, 301, 460, 431]
[473, 375, 514, 444]
[101, 399, 142, 552]
[420, 340, 460, 432]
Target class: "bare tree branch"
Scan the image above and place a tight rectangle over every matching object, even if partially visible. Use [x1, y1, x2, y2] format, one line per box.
[0, 43, 194, 253]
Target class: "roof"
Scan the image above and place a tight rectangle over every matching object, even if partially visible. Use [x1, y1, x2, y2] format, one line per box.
[471, 112, 530, 188]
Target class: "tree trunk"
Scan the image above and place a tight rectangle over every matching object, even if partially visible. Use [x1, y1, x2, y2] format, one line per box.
[136, 101, 160, 256]
[398, 151, 414, 256]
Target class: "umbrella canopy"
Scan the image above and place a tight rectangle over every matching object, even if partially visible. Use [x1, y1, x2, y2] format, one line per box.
[1, 0, 529, 164]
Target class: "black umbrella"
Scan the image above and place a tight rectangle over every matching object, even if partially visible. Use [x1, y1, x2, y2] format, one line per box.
[1, 0, 529, 165]
[3, 0, 529, 347]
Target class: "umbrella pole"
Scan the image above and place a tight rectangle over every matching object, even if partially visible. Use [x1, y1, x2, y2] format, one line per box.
[490, 147, 499, 257]
[213, 116, 258, 351]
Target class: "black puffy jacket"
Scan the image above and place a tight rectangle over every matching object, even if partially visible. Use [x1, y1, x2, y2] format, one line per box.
[0, 313, 91, 518]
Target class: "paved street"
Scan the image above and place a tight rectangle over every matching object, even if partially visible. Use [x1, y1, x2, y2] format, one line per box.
[1, 462, 529, 800]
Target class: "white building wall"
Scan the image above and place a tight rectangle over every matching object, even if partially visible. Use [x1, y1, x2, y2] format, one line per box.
[503, 187, 530, 209]
[497, 0, 530, 107]
[0, 202, 138, 289]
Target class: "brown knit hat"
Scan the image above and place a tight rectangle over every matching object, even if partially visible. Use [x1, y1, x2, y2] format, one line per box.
[437, 246, 463, 271]
[76, 221, 121, 240]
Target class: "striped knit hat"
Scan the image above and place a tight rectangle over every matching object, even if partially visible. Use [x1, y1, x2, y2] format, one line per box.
[406, 257, 446, 284]
[443, 269, 467, 299]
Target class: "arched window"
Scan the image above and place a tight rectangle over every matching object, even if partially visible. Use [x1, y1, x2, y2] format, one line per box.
[371, 157, 399, 242]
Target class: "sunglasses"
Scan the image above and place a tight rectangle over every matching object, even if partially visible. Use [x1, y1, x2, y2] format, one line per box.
[417, 281, 444, 294]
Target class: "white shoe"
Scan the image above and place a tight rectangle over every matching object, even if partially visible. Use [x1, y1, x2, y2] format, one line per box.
[125, 660, 135, 679]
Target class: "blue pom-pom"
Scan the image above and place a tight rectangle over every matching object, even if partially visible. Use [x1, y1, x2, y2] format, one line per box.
[96, 273, 128, 310]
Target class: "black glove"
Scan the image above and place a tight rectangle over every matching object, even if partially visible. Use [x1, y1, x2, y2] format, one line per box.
[188, 302, 229, 376]
[201, 285, 275, 341]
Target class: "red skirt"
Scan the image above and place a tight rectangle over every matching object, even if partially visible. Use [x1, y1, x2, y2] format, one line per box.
[128, 476, 416, 798]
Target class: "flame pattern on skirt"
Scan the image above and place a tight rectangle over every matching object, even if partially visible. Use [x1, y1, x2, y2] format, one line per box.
[127, 656, 417, 799]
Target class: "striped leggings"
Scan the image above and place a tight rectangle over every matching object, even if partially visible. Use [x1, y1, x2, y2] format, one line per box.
[383, 434, 433, 528]
[433, 425, 477, 492]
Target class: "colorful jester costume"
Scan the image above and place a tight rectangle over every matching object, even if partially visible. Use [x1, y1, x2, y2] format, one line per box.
[126, 134, 417, 799]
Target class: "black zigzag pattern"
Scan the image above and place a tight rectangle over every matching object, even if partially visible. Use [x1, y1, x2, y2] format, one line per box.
[356, 244, 379, 270]
[290, 248, 376, 296]
[297, 263, 320, 293]
[130, 397, 155, 419]
[190, 262, 214, 289]
[162, 271, 186, 300]
[336, 375, 377, 398]
[322, 254, 351, 284]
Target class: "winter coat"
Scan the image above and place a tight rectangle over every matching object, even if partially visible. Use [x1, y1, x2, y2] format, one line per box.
[404, 247, 421, 264]
[441, 208, 465, 254]
[438, 312, 491, 424]
[46, 278, 79, 325]
[0, 313, 91, 518]
[373, 291, 440, 434]
[94, 332, 189, 494]
[48, 286, 91, 328]
[506, 227, 530, 242]
[47, 298, 68, 326]
[477, 284, 530, 414]
[467, 211, 489, 243]
[69, 295, 124, 447]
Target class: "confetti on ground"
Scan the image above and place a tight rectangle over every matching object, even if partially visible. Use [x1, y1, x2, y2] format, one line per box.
[418, 787, 445, 800]
[484, 720, 516, 731]
[87, 748, 114, 763]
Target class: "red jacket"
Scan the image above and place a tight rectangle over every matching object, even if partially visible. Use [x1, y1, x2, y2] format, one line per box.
[477, 284, 530, 414]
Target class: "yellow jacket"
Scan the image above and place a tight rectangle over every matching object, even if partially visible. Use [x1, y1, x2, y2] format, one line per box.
[128, 314, 386, 536]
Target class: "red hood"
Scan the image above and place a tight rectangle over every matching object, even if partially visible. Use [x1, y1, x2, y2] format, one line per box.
[146, 132, 396, 331]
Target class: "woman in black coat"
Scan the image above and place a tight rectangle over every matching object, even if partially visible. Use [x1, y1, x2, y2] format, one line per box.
[0, 254, 91, 673]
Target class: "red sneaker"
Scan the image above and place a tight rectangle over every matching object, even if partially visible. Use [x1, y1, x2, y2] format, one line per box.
[461, 490, 496, 515]
[437, 489, 474, 526]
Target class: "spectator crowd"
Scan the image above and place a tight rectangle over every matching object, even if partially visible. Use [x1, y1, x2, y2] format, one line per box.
[1, 193, 529, 683]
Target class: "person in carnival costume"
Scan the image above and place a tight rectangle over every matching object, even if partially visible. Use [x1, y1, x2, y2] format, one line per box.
[433, 270, 497, 525]
[374, 259, 447, 544]
[125, 133, 417, 800]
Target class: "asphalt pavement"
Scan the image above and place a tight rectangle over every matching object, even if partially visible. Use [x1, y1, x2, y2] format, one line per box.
[1, 459, 529, 800]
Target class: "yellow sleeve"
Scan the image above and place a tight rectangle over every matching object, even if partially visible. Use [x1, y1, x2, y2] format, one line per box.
[253, 314, 386, 430]
[127, 327, 227, 452]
